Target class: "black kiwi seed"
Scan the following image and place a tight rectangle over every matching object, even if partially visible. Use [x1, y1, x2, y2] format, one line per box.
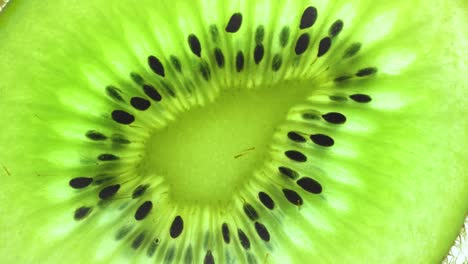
[278, 166, 299, 179]
[317, 37, 332, 57]
[170, 215, 184, 238]
[135, 201, 153, 220]
[170, 55, 182, 73]
[310, 134, 335, 147]
[222, 223, 230, 244]
[225, 13, 243, 33]
[279, 26, 290, 47]
[322, 112, 346, 124]
[214, 48, 225, 68]
[255, 25, 265, 44]
[143, 84, 162, 102]
[199, 61, 211, 81]
[254, 44, 264, 64]
[132, 184, 149, 198]
[258, 191, 275, 210]
[131, 232, 146, 249]
[74, 206, 92, 220]
[69, 177, 93, 189]
[254, 222, 270, 242]
[99, 184, 120, 199]
[98, 153, 119, 161]
[295, 33, 310, 55]
[285, 150, 307, 162]
[272, 54, 282, 72]
[85, 130, 107, 141]
[356, 67, 378, 77]
[204, 250, 215, 264]
[236, 51, 244, 72]
[297, 177, 323, 194]
[237, 229, 251, 250]
[243, 203, 259, 221]
[282, 189, 303, 206]
[147, 238, 160, 257]
[111, 110, 135, 125]
[300, 6, 318, 29]
[343, 42, 362, 58]
[329, 20, 344, 37]
[350, 94, 372, 103]
[188, 34, 202, 57]
[334, 75, 352, 82]
[130, 97, 151, 111]
[105, 85, 124, 102]
[148, 56, 165, 77]
[287, 131, 306, 142]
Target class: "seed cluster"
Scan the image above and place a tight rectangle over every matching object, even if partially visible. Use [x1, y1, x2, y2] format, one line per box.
[66, 4, 379, 263]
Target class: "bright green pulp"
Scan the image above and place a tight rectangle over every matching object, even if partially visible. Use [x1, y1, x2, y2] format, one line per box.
[0, 0, 467, 263]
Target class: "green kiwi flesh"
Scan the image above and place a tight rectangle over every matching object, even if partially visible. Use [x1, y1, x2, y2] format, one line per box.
[0, 0, 467, 263]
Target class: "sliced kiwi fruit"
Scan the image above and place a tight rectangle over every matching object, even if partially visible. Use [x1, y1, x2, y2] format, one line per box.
[0, 0, 467, 263]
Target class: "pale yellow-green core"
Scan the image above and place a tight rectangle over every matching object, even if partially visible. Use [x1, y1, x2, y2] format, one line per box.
[144, 81, 312, 203]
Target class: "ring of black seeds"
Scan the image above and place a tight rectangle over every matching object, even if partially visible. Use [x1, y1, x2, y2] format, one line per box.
[66, 4, 386, 262]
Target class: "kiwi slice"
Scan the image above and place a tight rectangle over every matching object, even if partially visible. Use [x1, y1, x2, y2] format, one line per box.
[0, 0, 467, 263]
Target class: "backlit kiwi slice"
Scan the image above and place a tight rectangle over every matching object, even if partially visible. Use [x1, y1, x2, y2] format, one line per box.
[0, 0, 467, 263]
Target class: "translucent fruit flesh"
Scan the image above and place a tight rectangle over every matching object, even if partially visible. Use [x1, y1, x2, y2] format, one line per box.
[0, 0, 467, 263]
